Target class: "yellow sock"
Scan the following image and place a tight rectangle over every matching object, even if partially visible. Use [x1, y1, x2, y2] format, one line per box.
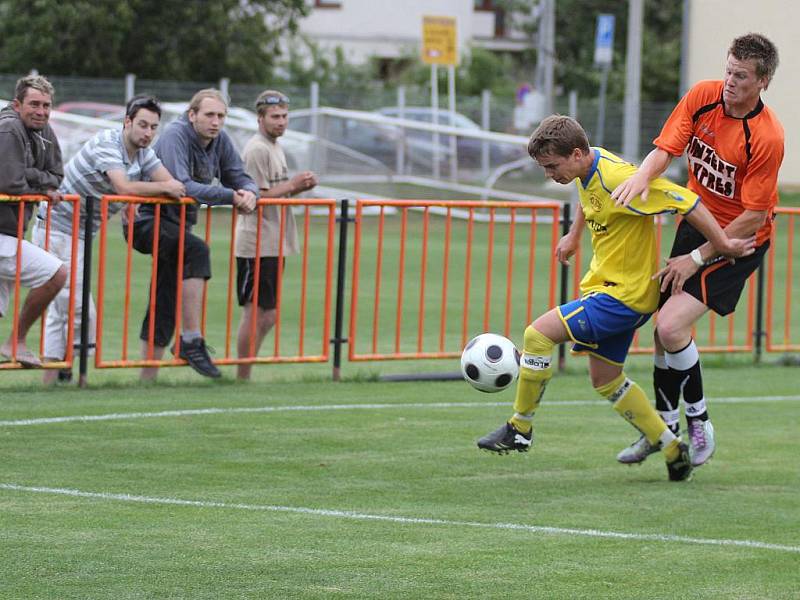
[509, 325, 554, 434]
[661, 438, 682, 462]
[597, 372, 679, 460]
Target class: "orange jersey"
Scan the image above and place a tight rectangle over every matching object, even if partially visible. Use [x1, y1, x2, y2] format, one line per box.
[654, 80, 784, 246]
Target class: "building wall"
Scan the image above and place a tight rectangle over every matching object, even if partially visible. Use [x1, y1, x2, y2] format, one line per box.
[299, 0, 530, 65]
[688, 0, 798, 185]
[301, 0, 474, 63]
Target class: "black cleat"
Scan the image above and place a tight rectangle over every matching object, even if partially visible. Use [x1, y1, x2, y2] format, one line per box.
[477, 422, 532, 454]
[666, 442, 693, 482]
[173, 337, 221, 379]
[57, 368, 73, 383]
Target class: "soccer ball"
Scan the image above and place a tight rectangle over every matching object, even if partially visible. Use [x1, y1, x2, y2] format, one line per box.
[460, 333, 520, 393]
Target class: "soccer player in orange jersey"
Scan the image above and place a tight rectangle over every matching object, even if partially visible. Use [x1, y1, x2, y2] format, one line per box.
[611, 33, 784, 468]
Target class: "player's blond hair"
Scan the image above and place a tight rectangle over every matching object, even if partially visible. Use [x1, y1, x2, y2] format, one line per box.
[527, 115, 590, 159]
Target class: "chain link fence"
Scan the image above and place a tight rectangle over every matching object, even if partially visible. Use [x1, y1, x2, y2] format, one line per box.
[1, 72, 677, 161]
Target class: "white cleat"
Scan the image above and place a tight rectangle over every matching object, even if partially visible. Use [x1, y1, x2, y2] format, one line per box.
[688, 419, 716, 466]
[616, 434, 660, 464]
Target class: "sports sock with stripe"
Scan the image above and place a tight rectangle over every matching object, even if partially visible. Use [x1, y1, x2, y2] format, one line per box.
[598, 372, 680, 461]
[665, 339, 708, 424]
[509, 325, 554, 434]
[653, 351, 681, 435]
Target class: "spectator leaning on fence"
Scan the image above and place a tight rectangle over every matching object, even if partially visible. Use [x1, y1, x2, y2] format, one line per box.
[131, 88, 258, 380]
[235, 90, 317, 380]
[33, 95, 185, 384]
[0, 75, 67, 368]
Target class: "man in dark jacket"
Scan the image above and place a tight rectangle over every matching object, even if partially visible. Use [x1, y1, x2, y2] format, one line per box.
[131, 88, 257, 380]
[0, 75, 67, 367]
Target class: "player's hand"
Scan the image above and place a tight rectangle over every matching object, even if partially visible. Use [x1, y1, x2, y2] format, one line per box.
[233, 189, 256, 213]
[290, 171, 318, 194]
[719, 235, 756, 259]
[163, 179, 186, 199]
[611, 172, 650, 207]
[654, 254, 698, 295]
[44, 189, 62, 207]
[555, 232, 579, 265]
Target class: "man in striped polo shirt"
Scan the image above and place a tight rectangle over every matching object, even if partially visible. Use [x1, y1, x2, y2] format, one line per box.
[33, 95, 184, 383]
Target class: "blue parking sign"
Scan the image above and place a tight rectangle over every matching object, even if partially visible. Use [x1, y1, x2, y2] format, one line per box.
[594, 14, 615, 66]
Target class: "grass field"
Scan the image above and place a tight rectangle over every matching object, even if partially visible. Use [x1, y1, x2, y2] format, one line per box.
[1, 185, 798, 598]
[2, 360, 799, 599]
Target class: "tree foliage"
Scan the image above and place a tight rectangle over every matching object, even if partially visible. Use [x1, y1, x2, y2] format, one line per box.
[0, 0, 308, 82]
[394, 47, 518, 100]
[280, 39, 381, 91]
[0, 0, 685, 101]
[500, 0, 683, 102]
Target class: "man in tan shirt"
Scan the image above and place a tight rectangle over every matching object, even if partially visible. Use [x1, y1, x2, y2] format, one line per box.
[235, 90, 317, 380]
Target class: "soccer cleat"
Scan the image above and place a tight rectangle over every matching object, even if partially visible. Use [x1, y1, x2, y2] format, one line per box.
[616, 434, 660, 464]
[173, 337, 221, 379]
[688, 419, 716, 466]
[477, 422, 532, 454]
[57, 368, 73, 383]
[666, 442, 693, 481]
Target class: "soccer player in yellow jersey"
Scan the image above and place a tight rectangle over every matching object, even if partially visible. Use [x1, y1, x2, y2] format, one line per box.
[476, 115, 755, 481]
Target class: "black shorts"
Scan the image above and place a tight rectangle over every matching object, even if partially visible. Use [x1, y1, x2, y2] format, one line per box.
[658, 220, 769, 316]
[236, 257, 283, 310]
[127, 217, 211, 347]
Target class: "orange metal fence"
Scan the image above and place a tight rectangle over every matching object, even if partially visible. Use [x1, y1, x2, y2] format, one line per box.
[348, 199, 562, 361]
[347, 201, 798, 364]
[767, 206, 800, 353]
[93, 195, 337, 370]
[3, 195, 799, 380]
[0, 194, 81, 370]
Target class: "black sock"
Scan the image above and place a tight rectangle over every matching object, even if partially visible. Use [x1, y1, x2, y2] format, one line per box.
[678, 360, 707, 422]
[654, 365, 681, 434]
[664, 340, 708, 424]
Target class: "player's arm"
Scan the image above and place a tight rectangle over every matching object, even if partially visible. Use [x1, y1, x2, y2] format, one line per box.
[683, 202, 755, 259]
[611, 147, 674, 207]
[657, 202, 756, 294]
[106, 166, 186, 199]
[665, 129, 779, 278]
[688, 208, 767, 265]
[555, 204, 584, 265]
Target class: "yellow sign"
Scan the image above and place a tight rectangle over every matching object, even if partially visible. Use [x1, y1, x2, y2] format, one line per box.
[422, 15, 457, 66]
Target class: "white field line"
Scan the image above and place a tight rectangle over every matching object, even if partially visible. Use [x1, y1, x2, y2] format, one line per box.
[0, 395, 798, 428]
[1, 482, 798, 554]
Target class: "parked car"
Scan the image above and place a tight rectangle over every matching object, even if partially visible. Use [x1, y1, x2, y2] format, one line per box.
[376, 106, 524, 169]
[288, 108, 401, 169]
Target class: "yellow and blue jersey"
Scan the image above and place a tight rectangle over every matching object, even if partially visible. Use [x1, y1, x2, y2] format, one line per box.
[575, 147, 699, 314]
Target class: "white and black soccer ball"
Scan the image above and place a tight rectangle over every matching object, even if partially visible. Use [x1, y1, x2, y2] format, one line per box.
[460, 333, 520, 393]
